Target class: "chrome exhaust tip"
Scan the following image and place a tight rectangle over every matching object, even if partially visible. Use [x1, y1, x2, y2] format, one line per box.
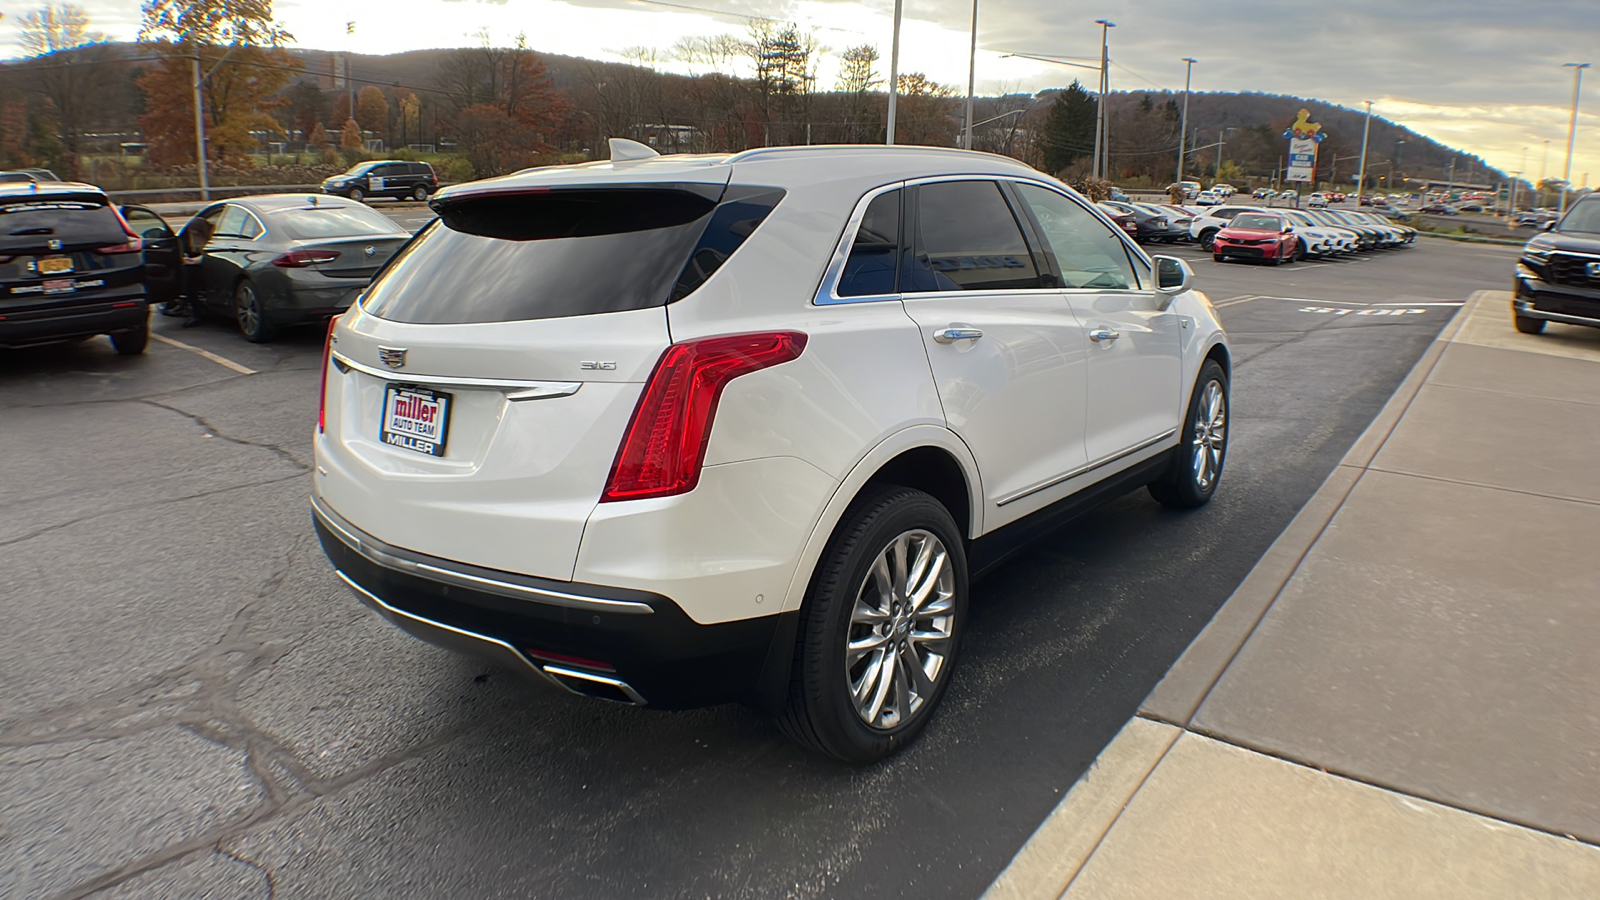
[540, 665, 647, 706]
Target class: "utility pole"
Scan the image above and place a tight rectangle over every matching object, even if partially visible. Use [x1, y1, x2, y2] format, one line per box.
[1092, 19, 1115, 181]
[963, 0, 978, 150]
[1559, 62, 1590, 215]
[1355, 100, 1372, 200]
[886, 0, 903, 144]
[1176, 57, 1196, 184]
[191, 48, 209, 201]
[1447, 157, 1456, 197]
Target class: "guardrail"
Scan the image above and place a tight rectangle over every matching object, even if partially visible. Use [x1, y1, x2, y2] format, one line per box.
[103, 184, 324, 200]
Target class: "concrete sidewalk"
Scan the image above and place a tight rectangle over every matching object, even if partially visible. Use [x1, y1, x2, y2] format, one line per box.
[986, 289, 1600, 899]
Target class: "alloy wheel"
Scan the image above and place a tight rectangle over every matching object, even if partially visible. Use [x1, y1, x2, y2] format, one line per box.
[845, 529, 956, 731]
[1191, 379, 1227, 490]
[235, 284, 260, 336]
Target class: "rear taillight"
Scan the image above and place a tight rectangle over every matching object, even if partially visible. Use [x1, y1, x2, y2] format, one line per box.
[96, 237, 143, 254]
[601, 331, 807, 503]
[318, 315, 340, 433]
[274, 249, 341, 268]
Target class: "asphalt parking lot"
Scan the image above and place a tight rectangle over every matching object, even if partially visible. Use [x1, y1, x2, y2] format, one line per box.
[1, 223, 1522, 898]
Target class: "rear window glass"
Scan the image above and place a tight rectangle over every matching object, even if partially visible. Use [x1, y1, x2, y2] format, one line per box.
[361, 184, 778, 325]
[270, 205, 404, 240]
[0, 199, 124, 251]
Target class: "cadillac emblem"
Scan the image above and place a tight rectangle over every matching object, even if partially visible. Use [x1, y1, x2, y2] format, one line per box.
[1587, 261, 1600, 279]
[378, 347, 407, 369]
[47, 238, 62, 250]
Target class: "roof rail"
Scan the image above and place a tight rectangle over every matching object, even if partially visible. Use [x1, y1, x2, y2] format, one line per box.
[725, 143, 1004, 164]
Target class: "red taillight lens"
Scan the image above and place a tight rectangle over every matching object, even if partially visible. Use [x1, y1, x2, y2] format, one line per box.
[96, 237, 143, 254]
[601, 331, 807, 502]
[273, 249, 340, 268]
[318, 315, 341, 433]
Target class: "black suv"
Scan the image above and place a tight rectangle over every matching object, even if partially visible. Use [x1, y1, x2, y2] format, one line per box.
[0, 182, 181, 354]
[320, 161, 437, 202]
[1514, 195, 1600, 334]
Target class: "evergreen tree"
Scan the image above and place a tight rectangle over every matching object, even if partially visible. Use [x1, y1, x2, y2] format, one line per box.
[1037, 81, 1096, 176]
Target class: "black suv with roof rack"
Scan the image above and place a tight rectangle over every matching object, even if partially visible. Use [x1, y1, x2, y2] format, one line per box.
[320, 160, 437, 202]
[1514, 194, 1600, 334]
[0, 181, 181, 354]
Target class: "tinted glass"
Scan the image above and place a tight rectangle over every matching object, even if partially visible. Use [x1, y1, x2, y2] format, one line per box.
[270, 205, 405, 240]
[238, 212, 264, 240]
[1233, 214, 1284, 230]
[1559, 199, 1600, 235]
[362, 185, 743, 325]
[0, 198, 124, 251]
[122, 207, 172, 239]
[838, 189, 900, 297]
[1015, 184, 1138, 290]
[905, 180, 1041, 292]
[215, 205, 251, 237]
[669, 185, 784, 301]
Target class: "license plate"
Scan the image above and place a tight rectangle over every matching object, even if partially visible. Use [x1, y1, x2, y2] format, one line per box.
[381, 384, 451, 457]
[39, 256, 73, 275]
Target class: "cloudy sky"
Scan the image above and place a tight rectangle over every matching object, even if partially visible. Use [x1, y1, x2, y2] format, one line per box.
[3, 0, 1597, 183]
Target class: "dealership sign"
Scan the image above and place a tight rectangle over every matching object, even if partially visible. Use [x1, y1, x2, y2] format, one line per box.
[1283, 109, 1326, 184]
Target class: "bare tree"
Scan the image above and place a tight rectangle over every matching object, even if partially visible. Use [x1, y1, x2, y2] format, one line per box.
[837, 43, 881, 143]
[17, 4, 115, 176]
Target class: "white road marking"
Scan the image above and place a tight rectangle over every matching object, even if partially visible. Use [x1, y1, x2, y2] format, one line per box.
[1213, 294, 1260, 308]
[151, 333, 257, 375]
[1373, 301, 1464, 307]
[1298, 306, 1428, 316]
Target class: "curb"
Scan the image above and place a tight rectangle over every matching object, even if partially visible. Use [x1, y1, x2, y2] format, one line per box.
[982, 291, 1492, 898]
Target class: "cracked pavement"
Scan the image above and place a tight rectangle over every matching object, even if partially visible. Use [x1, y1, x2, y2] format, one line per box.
[0, 234, 1518, 899]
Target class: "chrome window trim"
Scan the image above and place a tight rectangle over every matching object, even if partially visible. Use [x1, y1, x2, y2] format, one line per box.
[314, 495, 655, 615]
[813, 175, 1155, 306]
[330, 350, 583, 399]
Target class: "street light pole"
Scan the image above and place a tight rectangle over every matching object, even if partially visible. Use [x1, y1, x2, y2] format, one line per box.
[886, 0, 903, 144]
[191, 49, 209, 202]
[1355, 100, 1371, 199]
[964, 0, 978, 150]
[1091, 19, 1114, 181]
[1176, 57, 1196, 184]
[1559, 62, 1590, 215]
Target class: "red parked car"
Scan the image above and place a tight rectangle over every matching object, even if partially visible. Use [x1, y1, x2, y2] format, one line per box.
[1095, 202, 1140, 239]
[1212, 212, 1298, 265]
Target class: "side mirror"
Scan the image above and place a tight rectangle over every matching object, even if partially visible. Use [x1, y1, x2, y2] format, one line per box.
[1542, 220, 1557, 232]
[1154, 255, 1193, 298]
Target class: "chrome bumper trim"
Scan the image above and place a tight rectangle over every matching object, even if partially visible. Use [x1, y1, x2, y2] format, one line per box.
[312, 494, 655, 615]
[335, 569, 554, 683]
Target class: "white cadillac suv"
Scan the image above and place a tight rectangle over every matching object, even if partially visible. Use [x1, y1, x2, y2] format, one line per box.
[312, 140, 1231, 762]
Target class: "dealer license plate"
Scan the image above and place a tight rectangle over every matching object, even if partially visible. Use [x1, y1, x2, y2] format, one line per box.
[38, 256, 73, 275]
[380, 384, 451, 457]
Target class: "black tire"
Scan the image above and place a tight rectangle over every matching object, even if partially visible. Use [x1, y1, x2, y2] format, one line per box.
[233, 280, 280, 343]
[110, 315, 149, 355]
[779, 486, 968, 763]
[411, 184, 429, 201]
[1149, 359, 1229, 509]
[1199, 229, 1218, 251]
[347, 186, 365, 202]
[1514, 315, 1546, 335]
[1213, 253, 1226, 263]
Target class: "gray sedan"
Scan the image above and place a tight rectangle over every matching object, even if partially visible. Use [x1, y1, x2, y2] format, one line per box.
[184, 195, 411, 342]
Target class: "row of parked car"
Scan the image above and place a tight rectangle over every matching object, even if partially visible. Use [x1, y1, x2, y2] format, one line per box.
[1095, 198, 1416, 262]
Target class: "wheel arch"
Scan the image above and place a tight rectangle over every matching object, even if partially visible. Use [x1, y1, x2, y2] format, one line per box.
[778, 426, 982, 617]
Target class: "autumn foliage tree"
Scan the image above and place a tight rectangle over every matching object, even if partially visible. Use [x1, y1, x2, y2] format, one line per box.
[136, 0, 293, 169]
[438, 33, 568, 176]
[355, 85, 388, 133]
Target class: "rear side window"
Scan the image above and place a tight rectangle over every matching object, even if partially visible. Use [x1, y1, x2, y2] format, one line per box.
[361, 183, 778, 325]
[837, 189, 901, 297]
[904, 180, 1042, 292]
[0, 198, 124, 251]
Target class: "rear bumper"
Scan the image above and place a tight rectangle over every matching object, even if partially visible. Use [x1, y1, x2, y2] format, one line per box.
[0, 298, 147, 348]
[312, 494, 793, 710]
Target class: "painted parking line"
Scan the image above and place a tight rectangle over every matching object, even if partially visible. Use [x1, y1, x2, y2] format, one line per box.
[1373, 301, 1464, 307]
[151, 333, 257, 375]
[1212, 294, 1260, 308]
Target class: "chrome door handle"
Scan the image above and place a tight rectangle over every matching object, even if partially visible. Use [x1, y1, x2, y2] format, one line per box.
[1090, 328, 1121, 343]
[933, 325, 984, 344]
